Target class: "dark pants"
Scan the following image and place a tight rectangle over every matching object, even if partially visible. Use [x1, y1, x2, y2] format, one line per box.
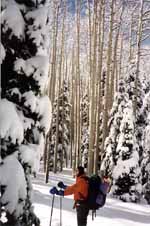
[76, 201, 89, 226]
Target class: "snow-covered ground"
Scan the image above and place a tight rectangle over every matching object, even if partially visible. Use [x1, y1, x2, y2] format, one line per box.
[33, 169, 150, 226]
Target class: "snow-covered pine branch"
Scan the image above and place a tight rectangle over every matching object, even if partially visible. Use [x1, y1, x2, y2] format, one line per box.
[1, 1, 52, 225]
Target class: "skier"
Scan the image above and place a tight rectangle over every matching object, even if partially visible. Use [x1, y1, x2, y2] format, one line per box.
[50, 166, 89, 226]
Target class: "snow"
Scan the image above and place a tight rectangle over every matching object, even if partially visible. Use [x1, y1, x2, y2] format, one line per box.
[0, 42, 5, 63]
[20, 144, 40, 173]
[0, 154, 27, 217]
[0, 99, 24, 144]
[110, 101, 142, 202]
[113, 155, 139, 179]
[26, 7, 50, 55]
[23, 91, 37, 112]
[37, 96, 52, 133]
[19, 134, 45, 174]
[33, 169, 150, 226]
[1, 1, 25, 39]
[19, 111, 34, 130]
[10, 87, 22, 100]
[14, 56, 49, 92]
[22, 92, 52, 133]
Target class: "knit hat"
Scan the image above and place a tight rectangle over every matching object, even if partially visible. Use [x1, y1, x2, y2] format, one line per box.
[77, 166, 85, 176]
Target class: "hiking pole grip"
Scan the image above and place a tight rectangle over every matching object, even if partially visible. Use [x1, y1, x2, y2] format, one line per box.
[49, 194, 55, 226]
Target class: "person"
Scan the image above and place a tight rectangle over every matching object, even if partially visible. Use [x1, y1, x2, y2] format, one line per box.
[50, 166, 89, 226]
[100, 173, 111, 194]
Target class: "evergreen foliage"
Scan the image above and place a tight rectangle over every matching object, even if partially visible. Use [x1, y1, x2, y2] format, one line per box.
[141, 94, 150, 204]
[101, 63, 144, 202]
[0, 1, 51, 225]
[112, 101, 141, 202]
[101, 78, 128, 176]
[49, 81, 71, 171]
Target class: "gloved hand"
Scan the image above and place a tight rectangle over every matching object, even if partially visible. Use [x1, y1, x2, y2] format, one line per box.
[57, 190, 64, 196]
[49, 187, 64, 196]
[49, 186, 58, 195]
[57, 181, 67, 190]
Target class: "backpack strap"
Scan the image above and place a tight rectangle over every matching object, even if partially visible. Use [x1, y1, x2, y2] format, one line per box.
[81, 175, 89, 181]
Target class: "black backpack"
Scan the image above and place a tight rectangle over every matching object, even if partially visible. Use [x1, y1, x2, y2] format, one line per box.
[86, 174, 107, 210]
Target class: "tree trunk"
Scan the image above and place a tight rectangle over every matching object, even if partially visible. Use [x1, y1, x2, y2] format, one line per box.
[70, 52, 75, 168]
[53, 1, 66, 173]
[134, 0, 144, 116]
[94, 0, 105, 174]
[129, 14, 133, 61]
[75, 0, 81, 167]
[110, 4, 124, 107]
[88, 0, 98, 175]
[49, 2, 59, 106]
[118, 34, 123, 82]
[101, 0, 115, 158]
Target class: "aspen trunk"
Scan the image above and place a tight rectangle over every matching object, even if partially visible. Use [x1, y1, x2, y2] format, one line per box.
[134, 0, 144, 116]
[71, 47, 77, 176]
[101, 0, 115, 158]
[94, 0, 105, 174]
[49, 2, 59, 106]
[70, 54, 75, 168]
[118, 34, 123, 81]
[75, 0, 81, 167]
[129, 14, 133, 61]
[45, 1, 60, 182]
[43, 135, 48, 173]
[53, 2, 66, 173]
[88, 0, 98, 175]
[110, 4, 124, 107]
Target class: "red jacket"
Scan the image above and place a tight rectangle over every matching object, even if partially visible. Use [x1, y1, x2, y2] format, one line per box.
[64, 175, 88, 201]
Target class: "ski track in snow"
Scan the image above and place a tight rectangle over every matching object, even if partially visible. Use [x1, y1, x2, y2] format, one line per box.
[33, 169, 150, 226]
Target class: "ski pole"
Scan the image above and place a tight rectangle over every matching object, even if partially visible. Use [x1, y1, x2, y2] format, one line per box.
[60, 196, 62, 226]
[49, 194, 55, 226]
[92, 210, 96, 221]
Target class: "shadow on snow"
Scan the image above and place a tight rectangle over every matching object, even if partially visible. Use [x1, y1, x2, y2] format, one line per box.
[33, 188, 150, 224]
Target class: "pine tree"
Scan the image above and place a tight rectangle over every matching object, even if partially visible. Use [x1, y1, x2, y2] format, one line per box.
[49, 81, 71, 171]
[141, 114, 150, 204]
[125, 62, 145, 159]
[141, 92, 150, 204]
[101, 78, 128, 176]
[112, 101, 142, 202]
[1, 1, 51, 225]
[101, 63, 144, 202]
[61, 81, 71, 168]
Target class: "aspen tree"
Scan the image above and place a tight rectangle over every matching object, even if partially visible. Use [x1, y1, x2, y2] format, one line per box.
[102, 0, 115, 157]
[70, 46, 78, 175]
[49, 1, 60, 106]
[134, 0, 144, 116]
[129, 14, 134, 61]
[45, 1, 60, 179]
[118, 34, 123, 83]
[94, 0, 105, 173]
[44, 1, 59, 174]
[75, 0, 81, 167]
[70, 49, 75, 169]
[88, 0, 98, 175]
[53, 1, 66, 173]
[110, 3, 124, 106]
[73, 59, 78, 174]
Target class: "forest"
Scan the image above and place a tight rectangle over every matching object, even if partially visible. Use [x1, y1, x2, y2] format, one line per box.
[0, 0, 150, 226]
[44, 0, 150, 204]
